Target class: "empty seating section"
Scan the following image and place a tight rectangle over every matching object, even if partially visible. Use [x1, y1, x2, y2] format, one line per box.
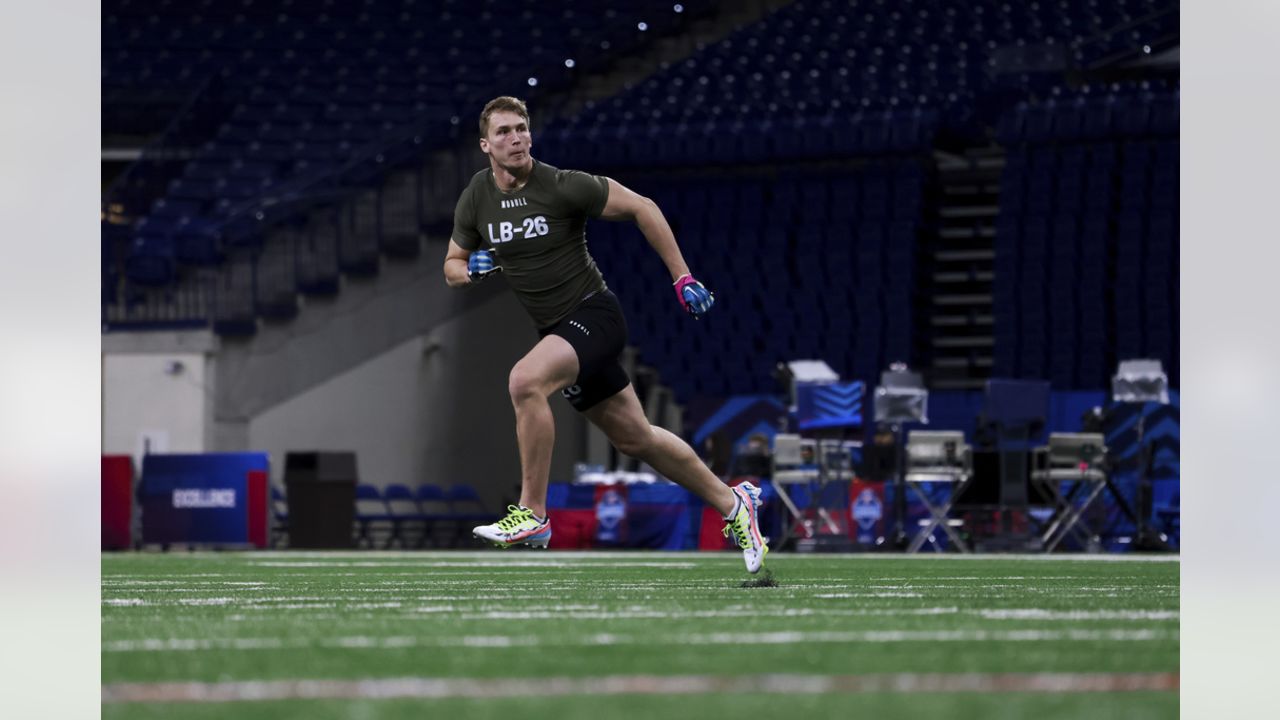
[103, 0, 710, 322]
[103, 0, 1176, 399]
[547, 0, 1174, 165]
[587, 159, 925, 403]
[993, 82, 1178, 388]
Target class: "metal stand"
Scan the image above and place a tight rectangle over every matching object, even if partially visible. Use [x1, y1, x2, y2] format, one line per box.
[1031, 433, 1108, 552]
[1129, 413, 1172, 551]
[772, 434, 854, 548]
[890, 422, 909, 549]
[772, 360, 865, 551]
[873, 364, 929, 550]
[903, 431, 973, 553]
[1111, 359, 1173, 552]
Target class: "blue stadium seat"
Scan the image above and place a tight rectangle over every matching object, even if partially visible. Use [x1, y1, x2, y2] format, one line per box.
[354, 484, 393, 549]
[382, 484, 426, 549]
[124, 233, 177, 287]
[1114, 96, 1151, 137]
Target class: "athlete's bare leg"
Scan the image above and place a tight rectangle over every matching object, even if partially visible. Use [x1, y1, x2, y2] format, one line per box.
[507, 334, 579, 518]
[583, 384, 737, 516]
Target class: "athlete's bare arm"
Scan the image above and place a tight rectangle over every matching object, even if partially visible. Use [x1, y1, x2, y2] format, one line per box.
[599, 177, 691, 283]
[443, 238, 473, 287]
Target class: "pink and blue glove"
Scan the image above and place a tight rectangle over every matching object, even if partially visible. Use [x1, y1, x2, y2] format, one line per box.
[468, 250, 502, 282]
[673, 273, 715, 318]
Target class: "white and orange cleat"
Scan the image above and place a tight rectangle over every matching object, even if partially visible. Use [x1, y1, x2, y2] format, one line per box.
[723, 482, 769, 573]
[473, 505, 552, 549]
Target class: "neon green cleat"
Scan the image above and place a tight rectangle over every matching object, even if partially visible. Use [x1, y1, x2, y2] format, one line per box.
[473, 505, 552, 549]
[723, 482, 769, 573]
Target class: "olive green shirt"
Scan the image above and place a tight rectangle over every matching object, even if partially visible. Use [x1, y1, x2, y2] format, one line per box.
[452, 159, 611, 329]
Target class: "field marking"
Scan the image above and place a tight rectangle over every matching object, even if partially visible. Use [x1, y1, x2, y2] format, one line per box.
[102, 580, 269, 585]
[979, 609, 1179, 621]
[111, 550, 1177, 564]
[102, 672, 1178, 703]
[248, 561, 701, 569]
[100, 600, 1179, 625]
[102, 627, 1176, 653]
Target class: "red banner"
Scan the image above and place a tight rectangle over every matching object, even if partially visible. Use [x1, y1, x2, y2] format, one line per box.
[547, 510, 596, 549]
[246, 470, 268, 549]
[848, 479, 886, 546]
[698, 477, 755, 551]
[101, 455, 133, 550]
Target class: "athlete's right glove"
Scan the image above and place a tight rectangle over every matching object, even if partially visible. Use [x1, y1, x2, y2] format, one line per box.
[673, 273, 715, 318]
[468, 250, 502, 282]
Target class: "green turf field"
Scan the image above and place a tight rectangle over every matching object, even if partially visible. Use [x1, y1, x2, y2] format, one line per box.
[102, 551, 1179, 719]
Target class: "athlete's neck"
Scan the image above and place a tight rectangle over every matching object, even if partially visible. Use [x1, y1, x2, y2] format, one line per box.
[491, 160, 533, 193]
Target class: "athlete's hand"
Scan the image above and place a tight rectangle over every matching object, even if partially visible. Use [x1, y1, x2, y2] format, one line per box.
[468, 250, 502, 282]
[673, 274, 715, 318]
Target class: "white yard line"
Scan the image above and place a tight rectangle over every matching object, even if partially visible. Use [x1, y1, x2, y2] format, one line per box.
[979, 609, 1180, 621]
[102, 671, 1178, 703]
[102, 594, 1179, 624]
[213, 550, 1180, 562]
[247, 561, 701, 569]
[112, 550, 1178, 566]
[102, 627, 1176, 653]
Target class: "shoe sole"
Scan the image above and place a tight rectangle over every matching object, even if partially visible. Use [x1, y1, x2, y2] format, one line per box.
[735, 483, 767, 574]
[474, 529, 552, 550]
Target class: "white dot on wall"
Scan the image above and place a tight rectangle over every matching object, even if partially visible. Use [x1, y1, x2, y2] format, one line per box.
[638, 21, 648, 31]
[564, 58, 575, 68]
[527, 77, 538, 86]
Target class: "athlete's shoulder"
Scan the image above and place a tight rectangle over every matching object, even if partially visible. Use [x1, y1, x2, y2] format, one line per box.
[462, 168, 492, 194]
[539, 161, 609, 216]
[542, 161, 607, 189]
[531, 159, 563, 184]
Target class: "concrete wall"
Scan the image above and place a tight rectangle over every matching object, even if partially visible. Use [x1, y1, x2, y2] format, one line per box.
[103, 239, 602, 511]
[248, 290, 587, 508]
[102, 351, 211, 466]
[103, 290, 590, 513]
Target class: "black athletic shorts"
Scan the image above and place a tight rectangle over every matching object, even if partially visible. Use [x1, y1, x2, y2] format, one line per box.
[538, 290, 631, 412]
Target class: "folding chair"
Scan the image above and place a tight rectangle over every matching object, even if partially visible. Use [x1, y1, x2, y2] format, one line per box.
[354, 484, 393, 548]
[383, 484, 427, 549]
[903, 430, 973, 553]
[415, 485, 460, 548]
[270, 485, 289, 549]
[1030, 433, 1108, 552]
[770, 434, 835, 546]
[445, 484, 496, 546]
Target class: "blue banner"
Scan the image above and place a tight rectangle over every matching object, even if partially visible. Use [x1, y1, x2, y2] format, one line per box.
[795, 381, 865, 431]
[139, 453, 270, 545]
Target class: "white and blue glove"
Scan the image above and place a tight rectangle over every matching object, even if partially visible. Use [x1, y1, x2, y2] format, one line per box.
[673, 273, 715, 318]
[468, 250, 502, 282]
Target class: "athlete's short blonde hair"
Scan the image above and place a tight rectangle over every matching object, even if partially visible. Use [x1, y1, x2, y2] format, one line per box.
[479, 96, 530, 138]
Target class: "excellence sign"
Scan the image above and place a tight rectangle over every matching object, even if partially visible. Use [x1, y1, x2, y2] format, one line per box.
[139, 453, 270, 548]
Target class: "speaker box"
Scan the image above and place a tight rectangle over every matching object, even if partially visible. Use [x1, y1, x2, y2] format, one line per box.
[284, 451, 358, 548]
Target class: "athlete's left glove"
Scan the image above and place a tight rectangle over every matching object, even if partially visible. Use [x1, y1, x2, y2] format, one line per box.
[468, 250, 502, 282]
[673, 274, 715, 318]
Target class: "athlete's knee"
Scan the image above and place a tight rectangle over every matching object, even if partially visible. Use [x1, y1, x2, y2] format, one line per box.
[508, 363, 547, 404]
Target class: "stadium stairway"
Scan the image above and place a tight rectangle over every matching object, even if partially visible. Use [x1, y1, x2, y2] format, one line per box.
[926, 145, 1005, 390]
